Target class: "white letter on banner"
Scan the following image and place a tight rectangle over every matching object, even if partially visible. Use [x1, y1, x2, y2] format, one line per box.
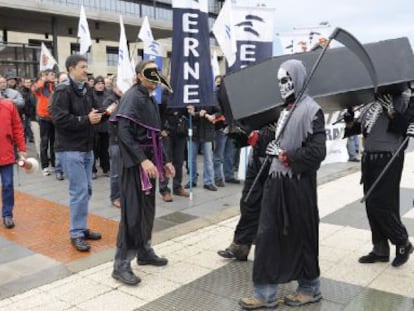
[183, 13, 199, 33]
[240, 44, 256, 63]
[184, 85, 200, 104]
[184, 38, 200, 57]
[184, 62, 199, 80]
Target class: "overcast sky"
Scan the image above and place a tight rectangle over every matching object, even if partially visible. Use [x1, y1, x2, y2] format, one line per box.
[272, 0, 414, 54]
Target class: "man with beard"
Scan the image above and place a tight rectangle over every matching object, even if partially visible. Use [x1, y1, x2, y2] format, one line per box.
[240, 59, 326, 309]
[111, 60, 175, 285]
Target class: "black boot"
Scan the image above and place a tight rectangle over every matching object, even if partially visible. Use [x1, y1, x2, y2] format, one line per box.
[392, 242, 413, 267]
[137, 243, 168, 266]
[217, 242, 250, 261]
[112, 261, 141, 285]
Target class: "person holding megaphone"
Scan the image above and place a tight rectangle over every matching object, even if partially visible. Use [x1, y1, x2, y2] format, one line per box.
[0, 96, 27, 229]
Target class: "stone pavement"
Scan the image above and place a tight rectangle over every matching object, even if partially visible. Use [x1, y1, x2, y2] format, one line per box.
[1, 143, 414, 310]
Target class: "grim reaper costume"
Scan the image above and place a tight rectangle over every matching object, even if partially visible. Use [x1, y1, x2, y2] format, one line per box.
[217, 124, 274, 260]
[240, 59, 326, 310]
[344, 90, 414, 267]
[111, 61, 173, 285]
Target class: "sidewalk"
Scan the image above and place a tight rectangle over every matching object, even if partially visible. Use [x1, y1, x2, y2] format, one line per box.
[1, 145, 414, 310]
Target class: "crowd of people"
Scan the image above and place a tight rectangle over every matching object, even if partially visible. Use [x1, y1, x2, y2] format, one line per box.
[1, 55, 414, 309]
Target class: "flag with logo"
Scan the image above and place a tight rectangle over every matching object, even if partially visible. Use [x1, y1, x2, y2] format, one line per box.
[117, 15, 134, 93]
[212, 0, 237, 67]
[138, 16, 154, 43]
[169, 0, 213, 108]
[138, 16, 164, 102]
[78, 5, 92, 55]
[229, 0, 276, 71]
[39, 42, 58, 71]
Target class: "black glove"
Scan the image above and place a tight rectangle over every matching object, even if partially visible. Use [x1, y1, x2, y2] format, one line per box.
[343, 107, 354, 123]
[406, 123, 414, 137]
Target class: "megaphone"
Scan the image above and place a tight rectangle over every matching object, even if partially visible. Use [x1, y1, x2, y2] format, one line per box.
[17, 157, 39, 174]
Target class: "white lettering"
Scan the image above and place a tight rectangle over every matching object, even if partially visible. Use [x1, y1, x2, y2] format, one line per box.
[184, 85, 200, 104]
[183, 13, 198, 33]
[183, 38, 199, 57]
[240, 44, 256, 63]
[184, 62, 199, 80]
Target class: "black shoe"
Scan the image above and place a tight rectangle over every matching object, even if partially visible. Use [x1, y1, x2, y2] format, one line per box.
[84, 229, 102, 240]
[3, 216, 15, 229]
[215, 180, 225, 187]
[358, 252, 389, 264]
[392, 243, 413, 267]
[225, 177, 240, 184]
[217, 242, 249, 261]
[138, 254, 168, 266]
[92, 172, 97, 180]
[56, 172, 64, 181]
[112, 266, 141, 285]
[184, 182, 197, 189]
[203, 184, 218, 191]
[71, 237, 91, 252]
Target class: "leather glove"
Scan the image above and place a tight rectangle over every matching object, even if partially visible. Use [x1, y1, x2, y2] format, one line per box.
[343, 107, 354, 123]
[406, 123, 414, 137]
[377, 94, 394, 116]
[265, 140, 280, 157]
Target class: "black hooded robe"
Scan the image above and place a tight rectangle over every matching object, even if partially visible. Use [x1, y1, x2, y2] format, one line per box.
[253, 109, 326, 284]
[114, 84, 170, 259]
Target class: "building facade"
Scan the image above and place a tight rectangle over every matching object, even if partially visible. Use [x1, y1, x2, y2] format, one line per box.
[0, 0, 222, 79]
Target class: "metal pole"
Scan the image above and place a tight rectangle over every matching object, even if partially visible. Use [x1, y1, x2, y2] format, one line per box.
[360, 136, 409, 203]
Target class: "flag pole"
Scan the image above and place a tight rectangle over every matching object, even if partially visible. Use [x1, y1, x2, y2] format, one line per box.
[188, 115, 193, 201]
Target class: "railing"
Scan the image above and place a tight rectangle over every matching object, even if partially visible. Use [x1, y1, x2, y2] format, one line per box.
[38, 0, 219, 22]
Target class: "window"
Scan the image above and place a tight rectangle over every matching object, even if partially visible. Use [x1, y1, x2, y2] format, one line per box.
[70, 43, 92, 62]
[106, 46, 119, 66]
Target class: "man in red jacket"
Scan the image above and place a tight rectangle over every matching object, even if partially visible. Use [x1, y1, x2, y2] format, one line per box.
[0, 98, 26, 228]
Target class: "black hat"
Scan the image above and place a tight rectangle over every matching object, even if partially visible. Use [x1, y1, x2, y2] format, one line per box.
[94, 75, 105, 85]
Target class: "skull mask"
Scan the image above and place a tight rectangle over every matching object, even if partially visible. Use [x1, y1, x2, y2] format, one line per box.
[277, 68, 294, 100]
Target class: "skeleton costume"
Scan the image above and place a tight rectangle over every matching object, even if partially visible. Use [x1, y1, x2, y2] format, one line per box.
[344, 90, 414, 265]
[249, 60, 326, 305]
[217, 124, 275, 260]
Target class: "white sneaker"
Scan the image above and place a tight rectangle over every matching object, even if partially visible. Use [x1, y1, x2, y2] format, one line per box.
[42, 168, 51, 176]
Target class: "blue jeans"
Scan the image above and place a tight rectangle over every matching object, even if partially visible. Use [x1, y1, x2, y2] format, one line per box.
[254, 278, 320, 302]
[0, 164, 14, 218]
[57, 151, 94, 238]
[347, 135, 359, 160]
[109, 144, 120, 202]
[213, 131, 236, 182]
[189, 141, 214, 185]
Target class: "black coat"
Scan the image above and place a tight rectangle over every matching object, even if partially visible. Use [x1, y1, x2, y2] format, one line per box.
[50, 80, 100, 152]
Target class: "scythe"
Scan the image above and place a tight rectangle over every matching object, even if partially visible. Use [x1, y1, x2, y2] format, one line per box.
[244, 27, 379, 203]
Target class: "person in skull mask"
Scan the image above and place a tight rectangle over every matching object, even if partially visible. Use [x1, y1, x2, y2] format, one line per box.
[111, 60, 175, 286]
[239, 59, 326, 309]
[343, 86, 414, 268]
[217, 124, 274, 261]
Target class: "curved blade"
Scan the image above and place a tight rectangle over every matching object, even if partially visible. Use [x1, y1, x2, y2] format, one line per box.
[330, 27, 378, 93]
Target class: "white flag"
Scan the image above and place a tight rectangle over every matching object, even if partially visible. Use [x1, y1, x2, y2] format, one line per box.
[212, 0, 237, 67]
[39, 42, 57, 71]
[211, 50, 221, 80]
[117, 15, 135, 93]
[138, 16, 154, 43]
[78, 5, 92, 55]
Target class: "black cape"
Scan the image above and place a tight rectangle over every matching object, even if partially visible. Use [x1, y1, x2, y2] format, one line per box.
[113, 84, 169, 258]
[253, 110, 326, 284]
